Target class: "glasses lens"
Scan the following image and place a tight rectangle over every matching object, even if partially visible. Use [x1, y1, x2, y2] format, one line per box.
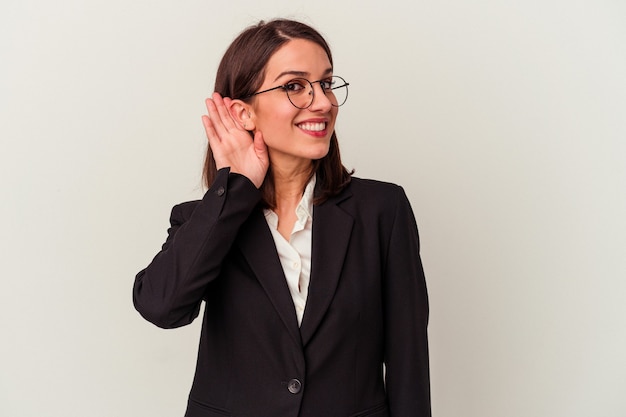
[284, 79, 314, 109]
[326, 76, 349, 107]
[284, 76, 350, 109]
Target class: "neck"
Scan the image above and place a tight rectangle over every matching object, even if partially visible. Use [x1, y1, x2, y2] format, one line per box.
[271, 161, 313, 208]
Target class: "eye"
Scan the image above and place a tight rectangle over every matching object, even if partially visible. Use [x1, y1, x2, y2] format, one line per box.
[319, 78, 335, 91]
[283, 79, 308, 93]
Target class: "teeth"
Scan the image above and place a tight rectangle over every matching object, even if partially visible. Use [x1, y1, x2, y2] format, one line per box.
[298, 122, 326, 132]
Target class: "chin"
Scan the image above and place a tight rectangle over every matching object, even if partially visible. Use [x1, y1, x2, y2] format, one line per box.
[307, 143, 331, 160]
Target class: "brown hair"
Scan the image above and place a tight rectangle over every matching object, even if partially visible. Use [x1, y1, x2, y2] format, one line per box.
[203, 19, 352, 207]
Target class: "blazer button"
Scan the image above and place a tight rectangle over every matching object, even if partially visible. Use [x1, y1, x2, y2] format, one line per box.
[215, 186, 225, 196]
[287, 378, 302, 394]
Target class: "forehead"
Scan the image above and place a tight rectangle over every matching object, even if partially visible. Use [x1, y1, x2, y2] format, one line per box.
[262, 39, 332, 84]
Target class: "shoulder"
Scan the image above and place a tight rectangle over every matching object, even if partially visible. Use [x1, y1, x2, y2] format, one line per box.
[348, 176, 403, 193]
[338, 177, 412, 217]
[346, 177, 407, 204]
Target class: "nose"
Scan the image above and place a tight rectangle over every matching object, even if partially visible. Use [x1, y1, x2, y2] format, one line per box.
[308, 83, 333, 112]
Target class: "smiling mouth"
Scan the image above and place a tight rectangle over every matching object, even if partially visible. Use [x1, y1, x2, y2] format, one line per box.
[297, 122, 327, 132]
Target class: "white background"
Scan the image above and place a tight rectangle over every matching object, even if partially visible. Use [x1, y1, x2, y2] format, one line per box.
[2, 0, 625, 416]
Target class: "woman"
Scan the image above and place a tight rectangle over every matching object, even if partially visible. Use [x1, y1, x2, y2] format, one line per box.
[134, 19, 431, 417]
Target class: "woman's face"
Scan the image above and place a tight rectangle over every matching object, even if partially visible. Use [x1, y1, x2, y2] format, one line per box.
[249, 38, 338, 170]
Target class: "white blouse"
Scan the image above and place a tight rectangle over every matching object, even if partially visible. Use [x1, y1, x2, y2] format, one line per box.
[263, 175, 316, 326]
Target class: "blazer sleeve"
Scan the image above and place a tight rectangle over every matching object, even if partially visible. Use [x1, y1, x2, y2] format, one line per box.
[133, 168, 261, 329]
[383, 186, 431, 417]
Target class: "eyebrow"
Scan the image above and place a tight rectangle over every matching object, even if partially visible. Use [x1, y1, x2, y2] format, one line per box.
[273, 68, 333, 82]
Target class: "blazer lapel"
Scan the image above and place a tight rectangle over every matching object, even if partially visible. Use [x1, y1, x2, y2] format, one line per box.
[300, 188, 354, 346]
[236, 209, 302, 348]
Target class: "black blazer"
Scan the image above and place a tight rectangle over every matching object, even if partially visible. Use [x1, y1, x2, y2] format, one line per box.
[134, 169, 431, 417]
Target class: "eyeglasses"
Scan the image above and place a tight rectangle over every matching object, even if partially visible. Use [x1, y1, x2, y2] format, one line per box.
[241, 75, 349, 109]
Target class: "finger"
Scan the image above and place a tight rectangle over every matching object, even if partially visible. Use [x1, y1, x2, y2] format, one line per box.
[201, 114, 222, 147]
[253, 131, 269, 163]
[222, 97, 245, 131]
[212, 92, 238, 131]
[205, 97, 231, 140]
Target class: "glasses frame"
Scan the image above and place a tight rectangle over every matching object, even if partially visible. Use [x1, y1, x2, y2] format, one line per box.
[240, 75, 349, 109]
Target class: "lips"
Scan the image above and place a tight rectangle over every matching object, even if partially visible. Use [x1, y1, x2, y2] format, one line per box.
[297, 121, 327, 132]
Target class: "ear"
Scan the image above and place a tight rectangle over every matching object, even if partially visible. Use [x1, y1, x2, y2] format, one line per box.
[229, 100, 256, 131]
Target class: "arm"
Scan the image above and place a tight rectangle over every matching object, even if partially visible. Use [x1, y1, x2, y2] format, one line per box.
[133, 168, 261, 329]
[134, 93, 269, 328]
[383, 186, 431, 417]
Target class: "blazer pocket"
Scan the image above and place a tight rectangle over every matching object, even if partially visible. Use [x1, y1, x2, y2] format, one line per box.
[186, 398, 231, 417]
[348, 402, 389, 417]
